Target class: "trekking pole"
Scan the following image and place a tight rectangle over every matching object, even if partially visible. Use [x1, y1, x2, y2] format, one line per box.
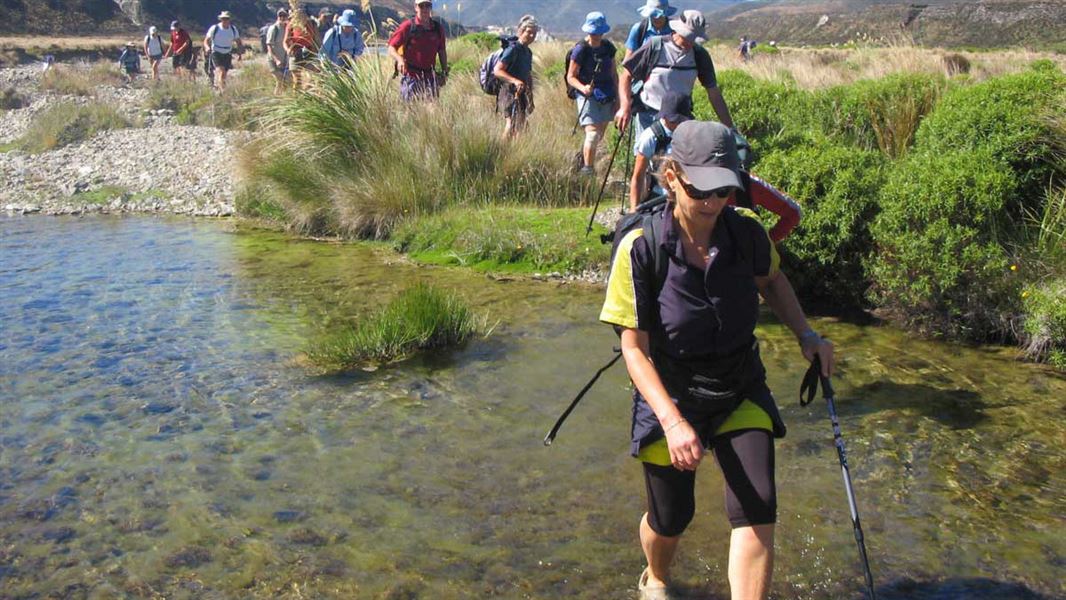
[544, 350, 622, 446]
[801, 356, 877, 600]
[585, 123, 627, 236]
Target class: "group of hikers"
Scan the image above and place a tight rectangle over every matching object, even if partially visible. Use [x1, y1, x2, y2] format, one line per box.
[115, 2, 835, 598]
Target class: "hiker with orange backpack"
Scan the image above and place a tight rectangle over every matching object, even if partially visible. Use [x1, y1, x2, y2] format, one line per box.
[388, 0, 449, 102]
[566, 12, 618, 174]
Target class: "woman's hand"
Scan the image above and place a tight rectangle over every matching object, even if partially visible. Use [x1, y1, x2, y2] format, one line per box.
[665, 419, 703, 471]
[801, 334, 835, 377]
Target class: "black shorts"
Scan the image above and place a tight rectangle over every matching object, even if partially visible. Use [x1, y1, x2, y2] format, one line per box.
[212, 51, 233, 70]
[172, 50, 192, 70]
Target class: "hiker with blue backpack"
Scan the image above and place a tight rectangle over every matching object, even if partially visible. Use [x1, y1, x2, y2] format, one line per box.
[601, 120, 833, 600]
[615, 10, 734, 140]
[321, 11, 365, 68]
[624, 0, 676, 62]
[118, 42, 141, 84]
[388, 0, 449, 102]
[566, 12, 618, 175]
[494, 16, 539, 138]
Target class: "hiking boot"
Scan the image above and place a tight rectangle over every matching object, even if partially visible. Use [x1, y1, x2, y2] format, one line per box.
[638, 568, 672, 600]
[578, 166, 595, 176]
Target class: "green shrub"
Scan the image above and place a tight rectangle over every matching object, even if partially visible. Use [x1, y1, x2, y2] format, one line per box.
[697, 69, 814, 155]
[814, 72, 945, 158]
[868, 148, 1025, 341]
[305, 284, 486, 371]
[18, 102, 132, 153]
[392, 207, 610, 274]
[754, 139, 886, 306]
[914, 68, 1065, 195]
[146, 72, 269, 130]
[449, 57, 478, 75]
[457, 32, 501, 52]
[1021, 277, 1066, 366]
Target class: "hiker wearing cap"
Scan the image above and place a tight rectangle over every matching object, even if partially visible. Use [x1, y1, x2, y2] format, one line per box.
[616, 10, 734, 140]
[601, 120, 833, 600]
[165, 21, 194, 80]
[118, 42, 141, 84]
[285, 8, 320, 91]
[625, 0, 676, 62]
[321, 12, 365, 67]
[494, 16, 538, 138]
[205, 11, 243, 92]
[316, 7, 335, 41]
[567, 12, 618, 173]
[265, 9, 290, 94]
[143, 26, 167, 81]
[388, 0, 449, 102]
[629, 92, 691, 212]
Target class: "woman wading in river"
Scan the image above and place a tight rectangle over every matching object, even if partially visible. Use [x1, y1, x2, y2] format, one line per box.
[600, 121, 834, 600]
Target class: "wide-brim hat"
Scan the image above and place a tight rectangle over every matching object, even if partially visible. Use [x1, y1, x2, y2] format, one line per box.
[637, 0, 677, 19]
[670, 121, 744, 192]
[338, 16, 355, 28]
[218, 11, 233, 20]
[670, 10, 707, 44]
[582, 12, 610, 35]
[125, 41, 138, 47]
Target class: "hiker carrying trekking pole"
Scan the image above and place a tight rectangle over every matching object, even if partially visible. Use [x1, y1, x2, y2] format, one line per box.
[599, 120, 834, 599]
[566, 12, 618, 175]
[494, 15, 539, 138]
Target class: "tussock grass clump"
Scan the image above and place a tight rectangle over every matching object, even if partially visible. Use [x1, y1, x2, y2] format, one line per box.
[305, 284, 486, 371]
[144, 65, 272, 130]
[18, 102, 131, 153]
[1, 86, 27, 110]
[39, 63, 123, 96]
[392, 206, 610, 274]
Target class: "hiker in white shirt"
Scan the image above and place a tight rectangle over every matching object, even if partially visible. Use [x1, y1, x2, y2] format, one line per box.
[144, 25, 167, 81]
[204, 10, 243, 92]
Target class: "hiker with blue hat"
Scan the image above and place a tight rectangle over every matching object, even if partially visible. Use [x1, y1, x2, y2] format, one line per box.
[625, 0, 676, 61]
[601, 119, 833, 600]
[566, 12, 618, 174]
[321, 10, 365, 67]
[616, 10, 734, 140]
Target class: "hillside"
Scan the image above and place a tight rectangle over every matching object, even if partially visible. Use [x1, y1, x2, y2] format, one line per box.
[704, 0, 1066, 48]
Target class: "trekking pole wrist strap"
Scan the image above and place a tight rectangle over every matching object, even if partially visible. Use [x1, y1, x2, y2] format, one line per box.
[798, 329, 821, 346]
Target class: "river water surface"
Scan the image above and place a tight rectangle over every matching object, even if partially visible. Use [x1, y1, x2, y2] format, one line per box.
[1, 216, 1062, 599]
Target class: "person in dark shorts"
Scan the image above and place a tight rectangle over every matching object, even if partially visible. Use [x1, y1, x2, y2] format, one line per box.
[387, 0, 449, 102]
[600, 120, 834, 599]
[204, 10, 242, 91]
[166, 20, 194, 79]
[493, 15, 538, 138]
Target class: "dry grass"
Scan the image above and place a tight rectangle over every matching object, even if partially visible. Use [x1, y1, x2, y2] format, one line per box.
[708, 43, 1066, 89]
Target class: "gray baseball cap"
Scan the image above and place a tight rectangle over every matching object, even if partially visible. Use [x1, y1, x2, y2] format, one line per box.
[670, 121, 743, 191]
[670, 10, 707, 44]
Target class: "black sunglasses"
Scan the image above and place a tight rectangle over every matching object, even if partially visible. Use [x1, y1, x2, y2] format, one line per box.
[679, 179, 733, 201]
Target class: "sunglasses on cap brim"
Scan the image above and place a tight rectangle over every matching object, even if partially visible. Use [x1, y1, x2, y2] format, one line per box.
[679, 179, 734, 200]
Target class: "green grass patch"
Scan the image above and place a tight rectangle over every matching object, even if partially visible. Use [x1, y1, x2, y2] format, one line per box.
[0, 141, 17, 153]
[304, 284, 487, 371]
[75, 185, 129, 204]
[18, 102, 132, 153]
[39, 64, 123, 97]
[392, 207, 611, 275]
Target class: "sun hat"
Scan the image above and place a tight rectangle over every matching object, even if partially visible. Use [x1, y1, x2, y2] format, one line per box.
[669, 121, 743, 192]
[656, 92, 693, 124]
[276, 8, 288, 17]
[148, 25, 157, 35]
[338, 15, 355, 28]
[170, 20, 180, 30]
[582, 12, 610, 35]
[670, 10, 707, 45]
[319, 7, 333, 16]
[218, 11, 232, 20]
[637, 0, 677, 19]
[125, 41, 137, 47]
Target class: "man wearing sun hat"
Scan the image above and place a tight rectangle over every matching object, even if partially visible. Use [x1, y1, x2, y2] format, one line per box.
[321, 11, 365, 67]
[204, 10, 243, 92]
[624, 0, 676, 61]
[615, 9, 734, 140]
[388, 0, 450, 102]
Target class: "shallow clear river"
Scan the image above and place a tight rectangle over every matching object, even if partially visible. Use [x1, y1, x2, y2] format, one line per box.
[1, 216, 1062, 600]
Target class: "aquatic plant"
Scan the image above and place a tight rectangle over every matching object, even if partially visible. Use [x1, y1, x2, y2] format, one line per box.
[305, 284, 487, 371]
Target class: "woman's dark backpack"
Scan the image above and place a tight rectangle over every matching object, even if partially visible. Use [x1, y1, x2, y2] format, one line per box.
[564, 40, 616, 99]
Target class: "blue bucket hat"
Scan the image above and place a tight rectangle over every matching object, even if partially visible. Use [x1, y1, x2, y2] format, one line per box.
[582, 12, 610, 35]
[338, 15, 355, 28]
[341, 9, 359, 26]
[637, 0, 677, 19]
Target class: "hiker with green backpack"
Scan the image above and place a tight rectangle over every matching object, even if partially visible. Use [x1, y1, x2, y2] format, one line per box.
[600, 121, 833, 599]
[494, 16, 539, 138]
[624, 0, 676, 62]
[566, 12, 618, 174]
[615, 10, 734, 140]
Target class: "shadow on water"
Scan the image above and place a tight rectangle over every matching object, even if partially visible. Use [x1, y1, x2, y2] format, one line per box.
[878, 577, 1056, 600]
[846, 381, 989, 429]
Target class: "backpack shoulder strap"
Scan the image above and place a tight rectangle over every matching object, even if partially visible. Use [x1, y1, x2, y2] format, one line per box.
[641, 211, 669, 298]
[650, 121, 669, 153]
[638, 18, 650, 44]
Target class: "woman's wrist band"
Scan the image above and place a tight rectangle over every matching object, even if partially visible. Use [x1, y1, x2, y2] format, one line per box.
[798, 329, 821, 346]
[663, 418, 686, 434]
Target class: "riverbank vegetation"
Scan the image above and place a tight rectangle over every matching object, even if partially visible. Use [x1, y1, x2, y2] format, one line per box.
[235, 38, 1063, 365]
[304, 283, 487, 372]
[17, 101, 131, 152]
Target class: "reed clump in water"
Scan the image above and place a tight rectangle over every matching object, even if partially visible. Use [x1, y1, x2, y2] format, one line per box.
[305, 284, 487, 371]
